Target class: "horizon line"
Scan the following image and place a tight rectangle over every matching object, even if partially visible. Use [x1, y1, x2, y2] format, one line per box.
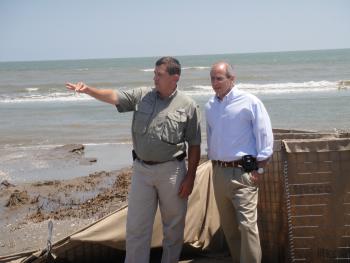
[1, 47, 349, 63]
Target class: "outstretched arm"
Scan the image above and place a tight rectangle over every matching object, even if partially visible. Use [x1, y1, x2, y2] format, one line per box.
[66, 82, 119, 105]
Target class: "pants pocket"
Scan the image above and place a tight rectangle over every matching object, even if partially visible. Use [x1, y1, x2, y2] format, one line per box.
[241, 171, 256, 187]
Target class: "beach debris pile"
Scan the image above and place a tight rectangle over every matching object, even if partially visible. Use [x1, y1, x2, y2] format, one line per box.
[0, 165, 131, 257]
[1, 180, 15, 188]
[2, 169, 131, 223]
[5, 190, 29, 207]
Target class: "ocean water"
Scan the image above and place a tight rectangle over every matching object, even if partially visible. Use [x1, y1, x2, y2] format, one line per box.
[1, 49, 350, 182]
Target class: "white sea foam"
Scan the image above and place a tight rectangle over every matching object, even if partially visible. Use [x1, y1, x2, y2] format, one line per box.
[141, 66, 210, 72]
[140, 68, 154, 72]
[0, 92, 94, 103]
[182, 66, 210, 70]
[238, 80, 338, 94]
[25, 87, 39, 92]
[0, 80, 344, 103]
[185, 80, 341, 96]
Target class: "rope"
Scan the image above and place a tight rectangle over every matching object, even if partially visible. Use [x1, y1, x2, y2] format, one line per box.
[283, 160, 296, 262]
[45, 220, 54, 262]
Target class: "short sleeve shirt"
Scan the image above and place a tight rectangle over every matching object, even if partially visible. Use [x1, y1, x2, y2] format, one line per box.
[116, 87, 201, 162]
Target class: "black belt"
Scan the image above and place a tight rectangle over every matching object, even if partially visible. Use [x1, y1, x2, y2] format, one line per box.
[212, 159, 242, 168]
[132, 150, 186, 165]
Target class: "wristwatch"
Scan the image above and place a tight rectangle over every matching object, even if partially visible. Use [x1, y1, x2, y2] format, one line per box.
[257, 167, 265, 175]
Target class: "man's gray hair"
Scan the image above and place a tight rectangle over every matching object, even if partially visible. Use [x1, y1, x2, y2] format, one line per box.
[212, 61, 235, 78]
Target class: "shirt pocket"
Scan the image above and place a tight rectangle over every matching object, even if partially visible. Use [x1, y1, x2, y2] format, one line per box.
[132, 103, 153, 134]
[161, 110, 187, 144]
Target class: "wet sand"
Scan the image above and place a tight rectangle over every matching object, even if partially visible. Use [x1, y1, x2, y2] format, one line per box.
[0, 144, 226, 262]
[0, 144, 132, 257]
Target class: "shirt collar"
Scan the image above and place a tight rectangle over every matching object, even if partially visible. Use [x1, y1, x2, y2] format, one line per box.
[215, 86, 238, 102]
[156, 88, 178, 101]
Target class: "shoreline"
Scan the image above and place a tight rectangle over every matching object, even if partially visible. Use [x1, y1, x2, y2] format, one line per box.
[0, 142, 212, 184]
[0, 167, 132, 257]
[0, 143, 134, 184]
[0, 144, 132, 256]
[1, 128, 350, 256]
[0, 141, 210, 257]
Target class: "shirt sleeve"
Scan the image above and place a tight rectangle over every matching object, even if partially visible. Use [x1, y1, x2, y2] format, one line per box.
[252, 99, 274, 161]
[184, 102, 202, 146]
[115, 88, 144, 112]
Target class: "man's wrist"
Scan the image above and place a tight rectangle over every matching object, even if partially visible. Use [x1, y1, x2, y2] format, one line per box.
[186, 172, 196, 179]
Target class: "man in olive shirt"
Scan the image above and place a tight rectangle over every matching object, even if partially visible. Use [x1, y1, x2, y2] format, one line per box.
[66, 57, 201, 263]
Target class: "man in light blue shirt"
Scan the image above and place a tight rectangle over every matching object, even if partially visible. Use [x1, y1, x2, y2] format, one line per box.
[205, 62, 273, 263]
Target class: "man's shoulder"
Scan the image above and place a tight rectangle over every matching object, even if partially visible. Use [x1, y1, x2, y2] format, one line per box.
[140, 86, 154, 95]
[119, 86, 153, 97]
[134, 87, 155, 101]
[238, 90, 262, 104]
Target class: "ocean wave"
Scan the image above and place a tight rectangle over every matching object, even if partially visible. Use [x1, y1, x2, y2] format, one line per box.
[182, 66, 210, 70]
[0, 92, 94, 103]
[185, 80, 342, 96]
[238, 80, 339, 94]
[140, 68, 154, 72]
[141, 66, 210, 72]
[0, 80, 345, 103]
[25, 87, 39, 92]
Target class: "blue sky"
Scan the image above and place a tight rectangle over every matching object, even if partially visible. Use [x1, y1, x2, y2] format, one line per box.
[1, 0, 349, 62]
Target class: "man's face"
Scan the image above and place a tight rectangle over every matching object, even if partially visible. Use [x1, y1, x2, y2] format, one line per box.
[153, 64, 177, 94]
[210, 64, 234, 99]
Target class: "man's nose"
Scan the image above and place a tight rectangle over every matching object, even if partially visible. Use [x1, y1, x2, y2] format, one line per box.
[211, 79, 218, 86]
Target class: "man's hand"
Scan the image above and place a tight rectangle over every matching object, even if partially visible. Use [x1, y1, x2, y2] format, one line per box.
[65, 82, 118, 105]
[66, 82, 90, 94]
[178, 145, 200, 198]
[250, 170, 261, 184]
[178, 174, 195, 199]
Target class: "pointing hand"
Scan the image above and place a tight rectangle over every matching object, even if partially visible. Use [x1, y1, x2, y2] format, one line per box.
[65, 82, 89, 94]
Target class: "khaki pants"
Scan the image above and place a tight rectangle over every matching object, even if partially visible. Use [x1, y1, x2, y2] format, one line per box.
[212, 165, 261, 263]
[125, 159, 187, 263]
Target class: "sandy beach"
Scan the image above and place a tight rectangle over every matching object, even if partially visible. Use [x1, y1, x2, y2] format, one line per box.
[0, 145, 233, 263]
[0, 144, 132, 257]
[0, 144, 221, 261]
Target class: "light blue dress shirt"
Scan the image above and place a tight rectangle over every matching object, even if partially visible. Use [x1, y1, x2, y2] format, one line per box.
[205, 88, 273, 162]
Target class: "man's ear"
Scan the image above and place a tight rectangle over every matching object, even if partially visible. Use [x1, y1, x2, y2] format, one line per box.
[231, 75, 235, 84]
[173, 74, 180, 82]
